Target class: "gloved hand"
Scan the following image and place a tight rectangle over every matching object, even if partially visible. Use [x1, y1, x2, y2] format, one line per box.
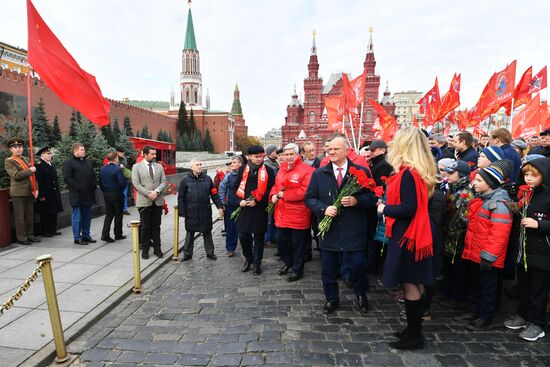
[480, 258, 493, 271]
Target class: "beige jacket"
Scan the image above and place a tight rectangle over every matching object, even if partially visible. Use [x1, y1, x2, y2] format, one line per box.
[131, 160, 167, 207]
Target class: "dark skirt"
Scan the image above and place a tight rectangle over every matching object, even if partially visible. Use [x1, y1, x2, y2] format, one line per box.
[382, 221, 435, 288]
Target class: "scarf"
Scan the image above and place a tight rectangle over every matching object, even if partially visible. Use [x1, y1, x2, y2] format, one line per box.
[10, 156, 37, 194]
[384, 166, 433, 261]
[236, 162, 268, 200]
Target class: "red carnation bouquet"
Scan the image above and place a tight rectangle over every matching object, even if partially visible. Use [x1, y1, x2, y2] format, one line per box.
[266, 178, 300, 214]
[163, 183, 178, 196]
[230, 189, 261, 221]
[318, 167, 375, 239]
[518, 184, 534, 271]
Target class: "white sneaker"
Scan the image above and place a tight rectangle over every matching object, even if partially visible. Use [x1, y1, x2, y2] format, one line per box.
[504, 315, 528, 330]
[518, 323, 545, 342]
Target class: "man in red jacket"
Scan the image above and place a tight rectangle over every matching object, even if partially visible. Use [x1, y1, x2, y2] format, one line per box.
[270, 143, 314, 281]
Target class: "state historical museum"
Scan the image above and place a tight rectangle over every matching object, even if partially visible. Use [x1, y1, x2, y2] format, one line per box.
[282, 32, 395, 152]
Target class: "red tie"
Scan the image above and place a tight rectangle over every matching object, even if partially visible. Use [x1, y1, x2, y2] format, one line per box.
[336, 167, 343, 188]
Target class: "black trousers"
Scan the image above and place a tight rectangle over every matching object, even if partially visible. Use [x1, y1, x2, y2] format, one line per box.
[39, 210, 58, 235]
[466, 260, 499, 321]
[239, 232, 264, 266]
[101, 191, 124, 239]
[139, 203, 163, 249]
[516, 265, 550, 328]
[184, 231, 215, 256]
[277, 228, 307, 276]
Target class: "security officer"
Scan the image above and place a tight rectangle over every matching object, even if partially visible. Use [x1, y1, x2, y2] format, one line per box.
[4, 138, 40, 245]
[35, 146, 63, 237]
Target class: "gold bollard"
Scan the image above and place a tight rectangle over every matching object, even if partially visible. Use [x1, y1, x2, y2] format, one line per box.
[172, 205, 179, 261]
[130, 220, 142, 293]
[36, 254, 70, 363]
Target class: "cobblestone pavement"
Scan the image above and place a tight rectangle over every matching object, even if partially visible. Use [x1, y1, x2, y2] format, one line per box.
[67, 221, 550, 366]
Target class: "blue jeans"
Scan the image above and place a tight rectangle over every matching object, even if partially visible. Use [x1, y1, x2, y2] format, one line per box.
[72, 205, 92, 240]
[123, 185, 129, 211]
[224, 206, 239, 252]
[277, 228, 307, 276]
[264, 213, 277, 243]
[321, 249, 369, 303]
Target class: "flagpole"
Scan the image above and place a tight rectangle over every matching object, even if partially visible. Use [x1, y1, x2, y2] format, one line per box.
[26, 69, 37, 194]
[509, 97, 515, 132]
[357, 102, 364, 147]
[348, 112, 358, 152]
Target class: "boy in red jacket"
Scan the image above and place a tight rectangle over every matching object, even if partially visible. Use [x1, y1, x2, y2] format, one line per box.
[461, 160, 513, 330]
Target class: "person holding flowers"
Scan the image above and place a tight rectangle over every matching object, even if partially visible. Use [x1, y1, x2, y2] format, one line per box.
[234, 145, 276, 276]
[270, 143, 314, 282]
[376, 127, 436, 350]
[305, 136, 376, 315]
[504, 157, 550, 342]
[460, 160, 513, 331]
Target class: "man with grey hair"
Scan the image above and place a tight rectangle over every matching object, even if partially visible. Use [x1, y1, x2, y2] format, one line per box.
[429, 133, 454, 159]
[270, 143, 314, 281]
[178, 158, 223, 261]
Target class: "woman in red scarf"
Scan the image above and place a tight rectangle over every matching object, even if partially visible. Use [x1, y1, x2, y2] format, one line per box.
[376, 127, 436, 350]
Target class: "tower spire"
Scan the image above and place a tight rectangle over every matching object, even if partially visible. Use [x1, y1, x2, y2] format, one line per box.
[232, 83, 243, 116]
[367, 26, 374, 54]
[311, 29, 317, 55]
[184, 4, 197, 50]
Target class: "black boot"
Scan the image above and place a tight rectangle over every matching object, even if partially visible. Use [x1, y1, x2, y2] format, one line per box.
[241, 260, 252, 272]
[390, 299, 425, 350]
[153, 247, 163, 258]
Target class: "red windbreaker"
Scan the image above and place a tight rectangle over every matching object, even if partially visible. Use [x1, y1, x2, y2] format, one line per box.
[270, 156, 314, 230]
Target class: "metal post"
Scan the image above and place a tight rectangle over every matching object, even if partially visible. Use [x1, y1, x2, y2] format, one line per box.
[172, 205, 180, 261]
[130, 220, 142, 293]
[36, 254, 70, 363]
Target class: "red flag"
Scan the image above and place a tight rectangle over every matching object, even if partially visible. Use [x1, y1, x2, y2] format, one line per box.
[513, 66, 533, 108]
[27, 0, 110, 126]
[443, 122, 451, 137]
[540, 101, 549, 130]
[512, 94, 540, 139]
[368, 98, 397, 141]
[340, 73, 357, 113]
[455, 109, 469, 130]
[438, 73, 461, 120]
[493, 60, 517, 108]
[324, 96, 342, 131]
[419, 78, 441, 126]
[412, 116, 419, 127]
[528, 66, 547, 94]
[471, 73, 497, 124]
[350, 69, 366, 105]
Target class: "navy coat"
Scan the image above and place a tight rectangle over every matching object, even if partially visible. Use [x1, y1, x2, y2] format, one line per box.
[500, 143, 522, 183]
[178, 172, 222, 233]
[305, 160, 377, 252]
[457, 146, 479, 170]
[381, 169, 435, 287]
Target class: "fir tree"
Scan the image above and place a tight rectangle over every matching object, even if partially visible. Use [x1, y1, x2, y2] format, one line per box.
[189, 108, 196, 133]
[75, 111, 82, 124]
[123, 115, 133, 136]
[203, 128, 214, 152]
[186, 132, 196, 151]
[69, 110, 78, 138]
[167, 132, 173, 143]
[32, 98, 52, 147]
[176, 134, 186, 150]
[156, 129, 164, 141]
[135, 129, 141, 138]
[195, 130, 204, 151]
[51, 115, 62, 144]
[177, 102, 189, 136]
[141, 124, 152, 139]
[100, 123, 115, 147]
[112, 117, 121, 137]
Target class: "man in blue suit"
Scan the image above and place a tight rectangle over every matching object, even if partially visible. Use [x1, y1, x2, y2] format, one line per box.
[305, 136, 377, 315]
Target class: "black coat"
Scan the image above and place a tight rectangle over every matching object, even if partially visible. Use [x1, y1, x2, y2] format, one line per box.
[512, 158, 550, 271]
[381, 169, 434, 287]
[369, 154, 394, 186]
[457, 146, 479, 169]
[178, 172, 222, 233]
[305, 160, 377, 252]
[62, 156, 97, 207]
[234, 163, 276, 234]
[440, 144, 455, 159]
[35, 158, 63, 214]
[429, 187, 448, 276]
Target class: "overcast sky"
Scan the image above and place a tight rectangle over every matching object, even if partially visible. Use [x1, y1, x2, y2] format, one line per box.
[4, 0, 550, 135]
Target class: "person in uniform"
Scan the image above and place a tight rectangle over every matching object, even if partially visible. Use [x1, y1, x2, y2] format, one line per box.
[4, 138, 40, 245]
[35, 146, 63, 237]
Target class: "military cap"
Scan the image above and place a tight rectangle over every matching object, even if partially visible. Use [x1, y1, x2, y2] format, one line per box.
[6, 138, 24, 148]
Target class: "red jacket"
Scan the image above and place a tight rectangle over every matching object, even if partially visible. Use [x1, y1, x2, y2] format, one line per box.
[463, 188, 512, 268]
[270, 156, 314, 230]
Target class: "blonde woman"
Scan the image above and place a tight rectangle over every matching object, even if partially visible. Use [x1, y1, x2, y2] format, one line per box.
[377, 127, 436, 350]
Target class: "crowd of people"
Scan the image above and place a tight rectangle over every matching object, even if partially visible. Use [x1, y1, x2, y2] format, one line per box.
[4, 124, 550, 351]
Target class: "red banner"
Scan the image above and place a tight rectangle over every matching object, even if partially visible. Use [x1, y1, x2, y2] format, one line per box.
[512, 94, 541, 139]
